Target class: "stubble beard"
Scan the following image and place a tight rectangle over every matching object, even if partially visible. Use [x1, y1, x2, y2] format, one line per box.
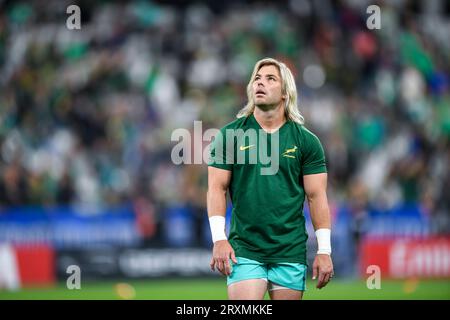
[254, 98, 284, 113]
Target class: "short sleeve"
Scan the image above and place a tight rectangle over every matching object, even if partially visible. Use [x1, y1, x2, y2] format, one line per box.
[302, 130, 327, 175]
[208, 128, 234, 171]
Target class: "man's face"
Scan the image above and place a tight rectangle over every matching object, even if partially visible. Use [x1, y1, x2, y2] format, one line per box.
[252, 64, 284, 108]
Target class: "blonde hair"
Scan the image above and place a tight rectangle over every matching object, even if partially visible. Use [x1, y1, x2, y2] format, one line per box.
[237, 57, 304, 125]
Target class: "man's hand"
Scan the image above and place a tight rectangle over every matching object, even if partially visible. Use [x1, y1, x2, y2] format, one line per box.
[210, 240, 237, 276]
[312, 254, 334, 289]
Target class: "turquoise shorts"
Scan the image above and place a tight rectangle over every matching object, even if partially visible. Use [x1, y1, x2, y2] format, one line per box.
[227, 257, 307, 291]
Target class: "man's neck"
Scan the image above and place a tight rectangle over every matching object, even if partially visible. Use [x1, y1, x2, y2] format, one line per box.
[253, 104, 286, 133]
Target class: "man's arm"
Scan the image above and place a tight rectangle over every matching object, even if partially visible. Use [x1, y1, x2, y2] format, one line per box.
[207, 166, 237, 276]
[304, 172, 334, 289]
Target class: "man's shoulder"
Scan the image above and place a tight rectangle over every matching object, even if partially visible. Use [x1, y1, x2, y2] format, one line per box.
[291, 122, 320, 141]
[218, 116, 250, 132]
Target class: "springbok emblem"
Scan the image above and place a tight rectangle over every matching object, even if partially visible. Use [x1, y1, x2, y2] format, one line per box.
[282, 146, 298, 158]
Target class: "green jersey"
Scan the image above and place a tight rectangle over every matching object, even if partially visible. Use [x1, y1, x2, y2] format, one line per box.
[208, 113, 327, 264]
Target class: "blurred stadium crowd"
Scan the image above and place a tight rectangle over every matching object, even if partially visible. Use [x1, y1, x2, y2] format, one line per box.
[0, 0, 449, 243]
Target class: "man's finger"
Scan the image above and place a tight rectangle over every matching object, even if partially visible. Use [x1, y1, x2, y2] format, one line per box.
[322, 273, 331, 287]
[224, 259, 231, 276]
[312, 264, 318, 280]
[210, 257, 215, 271]
[217, 260, 225, 275]
[316, 270, 326, 289]
[230, 251, 238, 264]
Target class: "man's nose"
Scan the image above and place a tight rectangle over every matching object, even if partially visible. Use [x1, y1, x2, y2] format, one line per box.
[256, 79, 265, 87]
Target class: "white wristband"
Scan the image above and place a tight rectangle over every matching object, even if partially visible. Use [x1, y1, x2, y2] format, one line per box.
[315, 228, 331, 255]
[209, 216, 227, 243]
